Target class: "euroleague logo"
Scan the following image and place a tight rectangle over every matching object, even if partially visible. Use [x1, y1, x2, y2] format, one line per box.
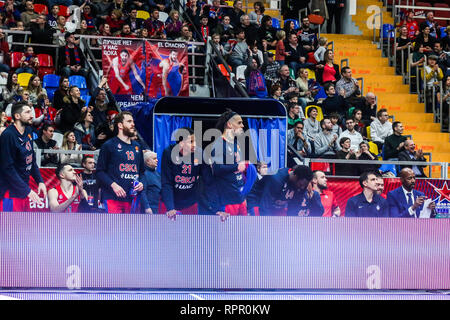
[427, 181, 450, 214]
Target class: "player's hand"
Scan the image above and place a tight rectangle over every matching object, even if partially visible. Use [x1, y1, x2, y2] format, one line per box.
[27, 189, 43, 206]
[75, 174, 83, 191]
[237, 161, 246, 173]
[166, 209, 177, 221]
[216, 211, 230, 222]
[124, 84, 130, 91]
[134, 182, 144, 193]
[37, 182, 47, 199]
[111, 182, 126, 198]
[145, 208, 153, 214]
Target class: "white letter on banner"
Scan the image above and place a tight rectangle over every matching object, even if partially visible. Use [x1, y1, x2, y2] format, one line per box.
[366, 265, 381, 289]
[66, 265, 81, 289]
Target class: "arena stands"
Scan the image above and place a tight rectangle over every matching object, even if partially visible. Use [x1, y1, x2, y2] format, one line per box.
[0, 0, 448, 216]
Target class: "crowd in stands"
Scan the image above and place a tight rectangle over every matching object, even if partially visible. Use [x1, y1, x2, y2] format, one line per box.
[396, 8, 450, 123]
[0, 0, 438, 179]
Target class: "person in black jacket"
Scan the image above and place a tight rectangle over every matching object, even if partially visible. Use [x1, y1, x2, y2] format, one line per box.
[52, 77, 70, 110]
[326, 0, 345, 34]
[321, 82, 346, 117]
[58, 86, 86, 133]
[89, 76, 118, 129]
[30, 14, 56, 57]
[140, 151, 161, 214]
[58, 32, 89, 79]
[398, 139, 427, 177]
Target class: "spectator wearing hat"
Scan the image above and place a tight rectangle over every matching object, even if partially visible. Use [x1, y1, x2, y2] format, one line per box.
[58, 32, 89, 78]
[261, 50, 281, 87]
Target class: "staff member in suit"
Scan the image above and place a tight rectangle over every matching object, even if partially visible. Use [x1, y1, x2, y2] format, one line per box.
[398, 139, 427, 177]
[387, 168, 436, 218]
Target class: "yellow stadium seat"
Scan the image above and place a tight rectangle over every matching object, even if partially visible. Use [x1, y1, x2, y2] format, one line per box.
[17, 73, 33, 88]
[368, 141, 379, 155]
[305, 105, 324, 122]
[307, 69, 316, 80]
[366, 126, 371, 140]
[268, 49, 276, 56]
[136, 10, 150, 20]
[225, 0, 233, 6]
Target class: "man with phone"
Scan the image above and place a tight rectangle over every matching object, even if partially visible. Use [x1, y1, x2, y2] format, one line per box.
[387, 168, 436, 218]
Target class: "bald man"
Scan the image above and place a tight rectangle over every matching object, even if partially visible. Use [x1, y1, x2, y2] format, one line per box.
[387, 168, 436, 218]
[357, 92, 377, 125]
[398, 139, 427, 177]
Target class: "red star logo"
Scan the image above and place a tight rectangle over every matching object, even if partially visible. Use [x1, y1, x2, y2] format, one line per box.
[428, 182, 450, 202]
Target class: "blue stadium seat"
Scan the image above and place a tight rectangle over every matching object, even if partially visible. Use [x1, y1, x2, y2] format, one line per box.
[69, 75, 88, 95]
[81, 95, 91, 106]
[284, 19, 299, 30]
[440, 26, 447, 38]
[381, 24, 395, 39]
[46, 88, 57, 101]
[43, 74, 60, 89]
[272, 18, 280, 30]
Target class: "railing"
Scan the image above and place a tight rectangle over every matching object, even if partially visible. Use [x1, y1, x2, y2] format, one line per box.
[208, 39, 249, 98]
[35, 149, 100, 168]
[393, 5, 450, 27]
[327, 41, 334, 52]
[302, 158, 449, 179]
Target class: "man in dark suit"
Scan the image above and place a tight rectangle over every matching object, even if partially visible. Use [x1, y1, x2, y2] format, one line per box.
[398, 139, 427, 177]
[387, 168, 436, 218]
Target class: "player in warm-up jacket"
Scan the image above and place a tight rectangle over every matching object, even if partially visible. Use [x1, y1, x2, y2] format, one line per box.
[247, 165, 324, 216]
[0, 101, 47, 212]
[96, 111, 145, 213]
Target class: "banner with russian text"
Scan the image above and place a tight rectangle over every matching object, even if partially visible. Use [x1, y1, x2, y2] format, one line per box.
[102, 38, 146, 108]
[102, 39, 189, 107]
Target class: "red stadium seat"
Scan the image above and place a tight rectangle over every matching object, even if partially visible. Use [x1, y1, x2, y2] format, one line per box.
[0, 1, 5, 8]
[33, 3, 48, 14]
[433, 3, 450, 25]
[416, 2, 432, 7]
[10, 52, 24, 69]
[58, 5, 69, 17]
[37, 54, 55, 79]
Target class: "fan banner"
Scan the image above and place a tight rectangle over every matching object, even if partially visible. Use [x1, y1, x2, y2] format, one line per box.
[102, 38, 189, 108]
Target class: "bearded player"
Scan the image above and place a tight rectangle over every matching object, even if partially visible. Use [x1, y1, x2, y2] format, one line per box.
[109, 48, 145, 95]
[148, 50, 185, 97]
[0, 101, 47, 211]
[48, 164, 89, 213]
[96, 111, 145, 213]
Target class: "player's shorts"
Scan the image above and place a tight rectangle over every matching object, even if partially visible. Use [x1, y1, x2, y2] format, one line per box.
[9, 197, 31, 212]
[159, 202, 198, 215]
[223, 201, 247, 216]
[104, 200, 132, 214]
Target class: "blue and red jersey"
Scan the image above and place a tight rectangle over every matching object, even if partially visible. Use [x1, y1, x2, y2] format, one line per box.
[160, 144, 201, 211]
[0, 125, 43, 198]
[250, 168, 324, 216]
[210, 137, 245, 206]
[96, 136, 145, 202]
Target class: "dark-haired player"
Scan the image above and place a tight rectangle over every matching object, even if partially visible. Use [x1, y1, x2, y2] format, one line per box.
[248, 165, 324, 216]
[161, 127, 201, 219]
[81, 155, 100, 210]
[209, 110, 250, 216]
[0, 102, 47, 211]
[48, 164, 89, 213]
[96, 111, 145, 213]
